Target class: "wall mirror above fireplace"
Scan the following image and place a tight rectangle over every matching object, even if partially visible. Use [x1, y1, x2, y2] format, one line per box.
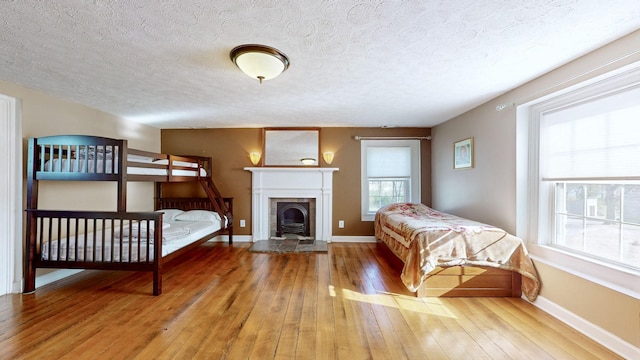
[263, 127, 320, 166]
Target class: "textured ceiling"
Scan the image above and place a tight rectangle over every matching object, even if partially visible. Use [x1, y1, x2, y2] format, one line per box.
[1, 1, 639, 129]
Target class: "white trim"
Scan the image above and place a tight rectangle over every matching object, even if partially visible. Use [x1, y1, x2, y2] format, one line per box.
[0, 94, 21, 295]
[35, 269, 84, 289]
[529, 295, 640, 359]
[245, 167, 338, 241]
[330, 236, 376, 243]
[529, 245, 640, 299]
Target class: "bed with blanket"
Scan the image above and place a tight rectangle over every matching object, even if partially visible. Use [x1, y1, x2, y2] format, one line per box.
[24, 135, 233, 296]
[375, 203, 540, 301]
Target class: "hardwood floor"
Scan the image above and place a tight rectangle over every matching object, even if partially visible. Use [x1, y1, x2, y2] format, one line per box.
[0, 243, 621, 359]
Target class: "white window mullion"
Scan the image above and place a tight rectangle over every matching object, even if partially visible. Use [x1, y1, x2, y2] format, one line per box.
[581, 184, 587, 253]
[619, 186, 625, 262]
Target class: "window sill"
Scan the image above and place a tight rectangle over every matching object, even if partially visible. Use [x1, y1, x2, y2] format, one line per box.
[528, 243, 640, 299]
[361, 214, 375, 222]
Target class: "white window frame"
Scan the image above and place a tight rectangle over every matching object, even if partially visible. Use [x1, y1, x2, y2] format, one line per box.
[516, 62, 640, 299]
[361, 139, 420, 221]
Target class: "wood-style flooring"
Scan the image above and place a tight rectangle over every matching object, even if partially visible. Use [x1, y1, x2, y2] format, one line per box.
[0, 242, 622, 359]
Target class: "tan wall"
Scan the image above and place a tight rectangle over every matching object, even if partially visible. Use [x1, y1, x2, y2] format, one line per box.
[431, 29, 640, 347]
[0, 79, 161, 213]
[161, 127, 431, 236]
[0, 79, 160, 282]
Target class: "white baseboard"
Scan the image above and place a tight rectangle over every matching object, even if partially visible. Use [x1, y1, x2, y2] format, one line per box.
[330, 235, 376, 243]
[530, 295, 639, 359]
[35, 269, 84, 289]
[12, 280, 22, 294]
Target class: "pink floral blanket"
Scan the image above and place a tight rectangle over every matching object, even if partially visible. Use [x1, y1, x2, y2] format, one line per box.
[375, 203, 540, 301]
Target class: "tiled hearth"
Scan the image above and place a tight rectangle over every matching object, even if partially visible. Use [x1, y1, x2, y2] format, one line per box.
[248, 238, 328, 253]
[245, 167, 338, 242]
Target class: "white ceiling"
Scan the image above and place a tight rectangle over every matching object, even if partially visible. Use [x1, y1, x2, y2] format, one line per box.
[1, 1, 639, 129]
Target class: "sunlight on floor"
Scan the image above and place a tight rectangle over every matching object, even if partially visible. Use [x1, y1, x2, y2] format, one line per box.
[328, 285, 458, 319]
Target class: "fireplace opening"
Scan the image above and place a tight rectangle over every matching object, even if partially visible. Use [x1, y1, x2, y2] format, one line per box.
[276, 202, 310, 237]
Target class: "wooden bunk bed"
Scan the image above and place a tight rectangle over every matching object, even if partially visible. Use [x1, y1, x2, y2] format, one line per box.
[24, 135, 233, 296]
[375, 203, 540, 301]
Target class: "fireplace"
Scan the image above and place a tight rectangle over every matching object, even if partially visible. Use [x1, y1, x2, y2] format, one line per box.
[271, 199, 315, 238]
[245, 167, 338, 241]
[276, 201, 310, 237]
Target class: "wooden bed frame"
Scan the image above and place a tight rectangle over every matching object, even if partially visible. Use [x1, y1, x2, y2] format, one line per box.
[24, 135, 233, 296]
[377, 241, 522, 298]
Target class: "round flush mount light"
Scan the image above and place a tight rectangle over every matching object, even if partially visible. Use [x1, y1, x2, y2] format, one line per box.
[300, 158, 316, 165]
[230, 44, 290, 83]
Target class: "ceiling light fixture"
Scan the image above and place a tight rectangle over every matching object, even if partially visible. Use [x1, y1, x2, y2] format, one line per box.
[300, 158, 316, 166]
[230, 44, 290, 83]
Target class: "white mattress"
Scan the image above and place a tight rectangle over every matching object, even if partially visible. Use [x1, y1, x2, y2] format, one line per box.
[42, 155, 206, 177]
[41, 218, 224, 262]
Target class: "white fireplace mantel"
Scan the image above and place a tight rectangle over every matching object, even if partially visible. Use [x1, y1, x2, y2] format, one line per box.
[245, 167, 339, 242]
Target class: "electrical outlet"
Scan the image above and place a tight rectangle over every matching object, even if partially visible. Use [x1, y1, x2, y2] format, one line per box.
[338, 220, 344, 228]
[239, 219, 246, 227]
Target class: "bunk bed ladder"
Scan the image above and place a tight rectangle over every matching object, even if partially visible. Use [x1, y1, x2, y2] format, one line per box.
[199, 178, 234, 236]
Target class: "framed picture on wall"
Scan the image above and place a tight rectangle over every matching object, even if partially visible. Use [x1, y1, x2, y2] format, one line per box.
[454, 137, 473, 169]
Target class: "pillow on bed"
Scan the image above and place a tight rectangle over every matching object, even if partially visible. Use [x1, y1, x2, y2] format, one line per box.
[156, 209, 184, 220]
[174, 210, 221, 223]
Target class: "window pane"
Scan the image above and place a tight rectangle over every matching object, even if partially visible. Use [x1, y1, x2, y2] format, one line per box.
[584, 218, 620, 262]
[623, 185, 640, 225]
[369, 181, 380, 195]
[564, 183, 623, 220]
[589, 184, 621, 221]
[622, 224, 640, 268]
[554, 182, 640, 270]
[368, 179, 408, 211]
[565, 184, 585, 216]
[368, 180, 382, 211]
[555, 215, 584, 251]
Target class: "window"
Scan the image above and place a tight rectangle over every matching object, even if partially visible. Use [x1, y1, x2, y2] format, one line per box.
[361, 140, 420, 221]
[517, 62, 640, 295]
[554, 182, 640, 269]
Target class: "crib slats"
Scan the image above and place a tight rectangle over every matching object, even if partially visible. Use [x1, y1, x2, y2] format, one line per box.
[131, 220, 137, 263]
[30, 210, 160, 265]
[39, 145, 46, 172]
[105, 219, 111, 262]
[35, 142, 122, 176]
[120, 219, 125, 263]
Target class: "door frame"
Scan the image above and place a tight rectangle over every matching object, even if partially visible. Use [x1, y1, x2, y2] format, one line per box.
[0, 94, 22, 295]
